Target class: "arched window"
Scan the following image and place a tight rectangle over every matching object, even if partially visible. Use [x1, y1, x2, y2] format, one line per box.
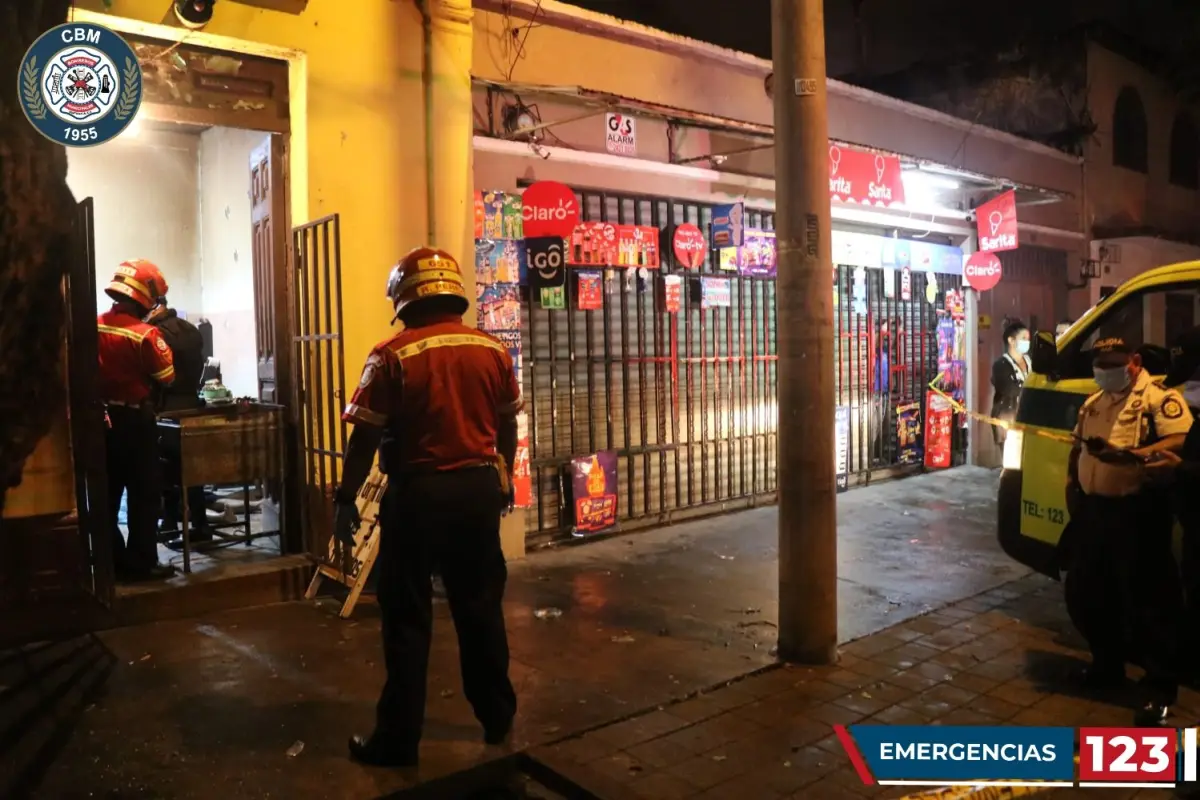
[1169, 112, 1200, 189]
[1112, 86, 1148, 173]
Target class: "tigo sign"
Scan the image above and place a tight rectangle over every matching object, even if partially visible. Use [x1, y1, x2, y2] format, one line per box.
[605, 113, 636, 156]
[976, 189, 1018, 253]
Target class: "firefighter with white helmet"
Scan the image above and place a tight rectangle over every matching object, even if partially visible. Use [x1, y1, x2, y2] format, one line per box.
[97, 259, 177, 581]
[335, 246, 520, 767]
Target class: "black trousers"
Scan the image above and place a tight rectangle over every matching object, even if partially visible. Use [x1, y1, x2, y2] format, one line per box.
[1177, 492, 1200, 672]
[375, 466, 516, 744]
[1064, 491, 1182, 703]
[105, 405, 162, 573]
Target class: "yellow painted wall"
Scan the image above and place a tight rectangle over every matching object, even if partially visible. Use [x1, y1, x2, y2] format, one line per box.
[76, 0, 431, 387]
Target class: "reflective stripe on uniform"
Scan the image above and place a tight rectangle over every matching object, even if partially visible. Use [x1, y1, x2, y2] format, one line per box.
[151, 365, 175, 382]
[391, 333, 506, 361]
[344, 403, 386, 426]
[98, 324, 146, 343]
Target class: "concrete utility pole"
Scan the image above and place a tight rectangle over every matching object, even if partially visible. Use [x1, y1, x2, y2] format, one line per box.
[772, 0, 838, 664]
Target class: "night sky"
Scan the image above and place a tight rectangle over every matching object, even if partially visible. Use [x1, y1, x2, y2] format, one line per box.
[558, 0, 1198, 88]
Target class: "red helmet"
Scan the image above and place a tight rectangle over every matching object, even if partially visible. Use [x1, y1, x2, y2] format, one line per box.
[385, 247, 468, 319]
[105, 259, 168, 311]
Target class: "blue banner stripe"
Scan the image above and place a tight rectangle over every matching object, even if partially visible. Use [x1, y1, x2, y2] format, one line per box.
[849, 725, 1076, 782]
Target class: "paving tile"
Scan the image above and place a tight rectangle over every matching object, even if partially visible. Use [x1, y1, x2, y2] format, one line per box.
[658, 719, 744, 755]
[866, 703, 934, 725]
[944, 670, 1003, 695]
[986, 680, 1049, 708]
[628, 770, 697, 799]
[550, 733, 624, 765]
[931, 707, 1002, 725]
[591, 710, 692, 748]
[807, 702, 870, 726]
[625, 736, 698, 770]
[668, 694, 731, 724]
[869, 642, 941, 670]
[590, 749, 653, 784]
[914, 627, 980, 652]
[665, 751, 753, 791]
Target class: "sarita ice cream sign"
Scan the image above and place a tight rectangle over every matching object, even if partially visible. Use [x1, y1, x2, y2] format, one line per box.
[975, 189, 1019, 253]
[828, 144, 906, 207]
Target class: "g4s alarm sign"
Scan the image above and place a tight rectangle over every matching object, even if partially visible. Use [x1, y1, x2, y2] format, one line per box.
[605, 113, 636, 157]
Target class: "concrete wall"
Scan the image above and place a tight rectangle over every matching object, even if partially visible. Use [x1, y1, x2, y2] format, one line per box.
[65, 129, 203, 315]
[199, 127, 262, 399]
[471, 6, 1085, 239]
[1085, 42, 1200, 239]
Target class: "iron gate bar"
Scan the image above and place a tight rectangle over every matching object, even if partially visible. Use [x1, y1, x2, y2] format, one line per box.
[292, 215, 347, 556]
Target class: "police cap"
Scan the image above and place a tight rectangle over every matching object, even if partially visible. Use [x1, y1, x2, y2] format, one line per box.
[1092, 336, 1132, 367]
[1165, 325, 1200, 387]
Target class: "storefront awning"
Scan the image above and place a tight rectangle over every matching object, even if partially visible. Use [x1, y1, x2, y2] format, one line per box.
[473, 78, 1074, 207]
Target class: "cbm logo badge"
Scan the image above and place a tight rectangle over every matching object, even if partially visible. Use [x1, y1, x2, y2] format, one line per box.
[18, 23, 143, 147]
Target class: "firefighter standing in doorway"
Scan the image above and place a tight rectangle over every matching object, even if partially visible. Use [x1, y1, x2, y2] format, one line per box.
[1064, 336, 1191, 723]
[334, 247, 520, 767]
[98, 260, 178, 582]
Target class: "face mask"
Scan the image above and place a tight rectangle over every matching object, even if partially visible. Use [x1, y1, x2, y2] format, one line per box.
[1094, 366, 1131, 394]
[1183, 381, 1200, 409]
[1016, 340, 1031, 355]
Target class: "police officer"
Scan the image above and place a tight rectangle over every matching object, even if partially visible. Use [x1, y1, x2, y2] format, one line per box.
[145, 296, 211, 545]
[334, 247, 520, 767]
[1065, 336, 1192, 723]
[98, 260, 178, 581]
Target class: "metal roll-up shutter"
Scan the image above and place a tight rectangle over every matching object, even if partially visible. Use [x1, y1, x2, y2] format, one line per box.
[521, 186, 779, 546]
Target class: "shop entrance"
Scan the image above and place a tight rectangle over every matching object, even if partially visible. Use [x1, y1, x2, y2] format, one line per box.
[65, 119, 296, 587]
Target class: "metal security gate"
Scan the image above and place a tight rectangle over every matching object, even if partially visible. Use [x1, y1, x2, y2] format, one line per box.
[833, 263, 967, 477]
[522, 189, 779, 545]
[292, 214, 348, 557]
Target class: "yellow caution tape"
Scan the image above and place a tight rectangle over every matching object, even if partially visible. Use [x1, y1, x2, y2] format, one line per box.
[927, 372, 1079, 447]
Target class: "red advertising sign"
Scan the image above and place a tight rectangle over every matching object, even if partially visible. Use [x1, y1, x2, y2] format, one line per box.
[924, 392, 953, 469]
[521, 181, 580, 238]
[569, 221, 617, 265]
[963, 251, 1003, 292]
[473, 190, 485, 239]
[513, 415, 531, 508]
[661, 274, 682, 313]
[828, 144, 906, 207]
[672, 223, 706, 269]
[976, 189, 1018, 253]
[615, 225, 660, 268]
[577, 270, 603, 311]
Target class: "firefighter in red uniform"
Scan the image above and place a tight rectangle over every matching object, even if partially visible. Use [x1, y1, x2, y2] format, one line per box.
[334, 247, 520, 767]
[98, 259, 178, 581]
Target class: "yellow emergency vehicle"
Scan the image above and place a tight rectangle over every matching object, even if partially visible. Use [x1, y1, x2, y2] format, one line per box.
[998, 260, 1200, 576]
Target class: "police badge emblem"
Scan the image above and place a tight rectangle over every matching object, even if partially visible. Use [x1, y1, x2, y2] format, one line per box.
[18, 23, 143, 147]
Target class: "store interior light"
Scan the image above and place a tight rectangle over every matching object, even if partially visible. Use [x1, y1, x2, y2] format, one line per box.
[901, 169, 961, 191]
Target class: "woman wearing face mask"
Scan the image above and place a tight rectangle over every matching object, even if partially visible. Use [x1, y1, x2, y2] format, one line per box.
[990, 320, 1031, 446]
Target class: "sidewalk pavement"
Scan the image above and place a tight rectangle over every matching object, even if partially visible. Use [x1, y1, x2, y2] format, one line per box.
[529, 574, 1200, 800]
[5, 468, 1033, 798]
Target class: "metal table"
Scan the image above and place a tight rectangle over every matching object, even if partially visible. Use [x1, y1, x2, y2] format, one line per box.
[158, 403, 284, 573]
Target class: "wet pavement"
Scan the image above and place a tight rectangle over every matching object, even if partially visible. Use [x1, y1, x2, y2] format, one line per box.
[0, 467, 1028, 798]
[533, 575, 1200, 799]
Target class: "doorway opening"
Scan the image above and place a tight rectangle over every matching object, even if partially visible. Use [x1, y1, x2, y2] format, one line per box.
[66, 118, 301, 596]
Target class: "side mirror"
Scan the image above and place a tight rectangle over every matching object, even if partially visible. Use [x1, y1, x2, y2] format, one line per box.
[1030, 331, 1058, 376]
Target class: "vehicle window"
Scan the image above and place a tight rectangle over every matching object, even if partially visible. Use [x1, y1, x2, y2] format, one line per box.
[1059, 283, 1200, 378]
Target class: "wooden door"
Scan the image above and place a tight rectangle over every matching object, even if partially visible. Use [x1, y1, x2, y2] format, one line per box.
[250, 135, 291, 406]
[249, 135, 299, 550]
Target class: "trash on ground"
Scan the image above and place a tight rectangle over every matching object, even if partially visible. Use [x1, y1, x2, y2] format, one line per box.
[712, 754, 727, 762]
[610, 635, 636, 643]
[286, 741, 305, 758]
[534, 607, 563, 620]
[737, 620, 777, 629]
[440, 689, 455, 698]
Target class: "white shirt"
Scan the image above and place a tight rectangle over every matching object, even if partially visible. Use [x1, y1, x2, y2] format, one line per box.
[1075, 370, 1194, 497]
